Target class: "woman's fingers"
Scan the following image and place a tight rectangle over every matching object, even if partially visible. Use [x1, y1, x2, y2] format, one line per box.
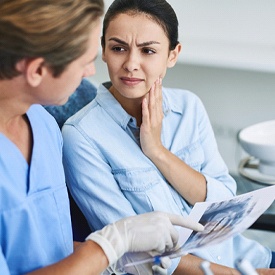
[148, 77, 163, 125]
[140, 77, 164, 156]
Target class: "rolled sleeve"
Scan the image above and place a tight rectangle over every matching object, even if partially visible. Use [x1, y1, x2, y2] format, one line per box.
[205, 174, 236, 201]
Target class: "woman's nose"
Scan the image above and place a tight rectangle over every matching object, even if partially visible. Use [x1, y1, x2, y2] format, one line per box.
[123, 51, 140, 72]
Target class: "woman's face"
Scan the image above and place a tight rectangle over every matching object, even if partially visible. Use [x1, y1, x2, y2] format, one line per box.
[102, 13, 180, 100]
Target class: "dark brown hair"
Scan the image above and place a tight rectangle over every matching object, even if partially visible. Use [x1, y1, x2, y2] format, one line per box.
[101, 0, 179, 51]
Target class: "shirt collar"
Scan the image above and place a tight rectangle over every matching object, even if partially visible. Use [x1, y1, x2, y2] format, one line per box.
[162, 87, 184, 115]
[95, 82, 132, 130]
[95, 82, 183, 129]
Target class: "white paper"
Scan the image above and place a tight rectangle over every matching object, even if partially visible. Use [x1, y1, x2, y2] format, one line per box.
[177, 184, 275, 252]
[121, 185, 275, 269]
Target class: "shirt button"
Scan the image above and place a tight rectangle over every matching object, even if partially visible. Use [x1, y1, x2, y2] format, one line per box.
[217, 256, 221, 261]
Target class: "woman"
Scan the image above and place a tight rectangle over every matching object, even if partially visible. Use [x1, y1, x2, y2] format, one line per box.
[62, 0, 274, 274]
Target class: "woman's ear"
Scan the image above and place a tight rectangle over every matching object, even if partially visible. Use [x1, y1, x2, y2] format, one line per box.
[101, 37, 107, 63]
[16, 58, 47, 87]
[101, 47, 106, 63]
[167, 43, 182, 68]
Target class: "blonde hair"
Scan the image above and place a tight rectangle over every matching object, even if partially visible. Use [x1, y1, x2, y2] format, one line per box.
[0, 0, 104, 79]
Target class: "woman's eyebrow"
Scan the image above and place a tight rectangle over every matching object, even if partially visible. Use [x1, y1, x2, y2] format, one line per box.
[137, 41, 160, 47]
[108, 37, 160, 47]
[108, 37, 128, 45]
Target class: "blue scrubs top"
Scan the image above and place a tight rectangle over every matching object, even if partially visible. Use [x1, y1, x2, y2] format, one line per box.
[0, 104, 73, 275]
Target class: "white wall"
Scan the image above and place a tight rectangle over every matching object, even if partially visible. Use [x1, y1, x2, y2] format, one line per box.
[169, 0, 275, 72]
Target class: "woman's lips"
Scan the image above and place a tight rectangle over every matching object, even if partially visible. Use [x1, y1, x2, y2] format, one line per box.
[120, 77, 144, 86]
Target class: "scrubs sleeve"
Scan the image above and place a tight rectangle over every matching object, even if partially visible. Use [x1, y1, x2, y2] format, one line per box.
[62, 124, 137, 231]
[0, 248, 10, 275]
[196, 97, 237, 201]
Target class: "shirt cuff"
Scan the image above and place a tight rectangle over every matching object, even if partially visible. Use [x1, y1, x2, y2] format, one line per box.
[204, 174, 236, 202]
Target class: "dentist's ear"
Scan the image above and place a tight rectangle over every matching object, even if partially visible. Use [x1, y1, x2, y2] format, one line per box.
[16, 57, 46, 87]
[167, 43, 181, 68]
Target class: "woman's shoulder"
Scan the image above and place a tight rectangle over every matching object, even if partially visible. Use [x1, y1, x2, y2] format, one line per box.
[162, 86, 203, 107]
[163, 86, 200, 97]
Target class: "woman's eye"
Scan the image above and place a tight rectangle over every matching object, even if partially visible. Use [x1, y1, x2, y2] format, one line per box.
[111, 46, 125, 52]
[142, 48, 156, 55]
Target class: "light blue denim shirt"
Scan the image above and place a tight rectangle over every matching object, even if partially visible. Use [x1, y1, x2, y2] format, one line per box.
[62, 82, 271, 273]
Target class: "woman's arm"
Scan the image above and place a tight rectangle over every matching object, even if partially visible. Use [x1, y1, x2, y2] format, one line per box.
[62, 123, 138, 231]
[174, 254, 240, 275]
[174, 254, 275, 275]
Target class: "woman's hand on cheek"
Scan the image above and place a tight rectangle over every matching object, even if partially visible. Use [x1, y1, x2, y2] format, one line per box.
[140, 77, 164, 159]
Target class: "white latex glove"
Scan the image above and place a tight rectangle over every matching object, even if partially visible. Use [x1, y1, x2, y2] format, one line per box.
[127, 256, 171, 275]
[124, 257, 170, 275]
[86, 211, 203, 265]
[108, 253, 171, 275]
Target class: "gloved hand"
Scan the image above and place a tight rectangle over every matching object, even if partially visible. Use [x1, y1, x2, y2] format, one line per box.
[86, 211, 203, 265]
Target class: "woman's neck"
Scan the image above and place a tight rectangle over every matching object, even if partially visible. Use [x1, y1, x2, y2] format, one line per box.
[109, 85, 143, 126]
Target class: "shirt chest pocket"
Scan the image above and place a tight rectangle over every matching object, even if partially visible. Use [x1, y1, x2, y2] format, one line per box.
[175, 141, 205, 172]
[113, 169, 182, 214]
[114, 168, 161, 191]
